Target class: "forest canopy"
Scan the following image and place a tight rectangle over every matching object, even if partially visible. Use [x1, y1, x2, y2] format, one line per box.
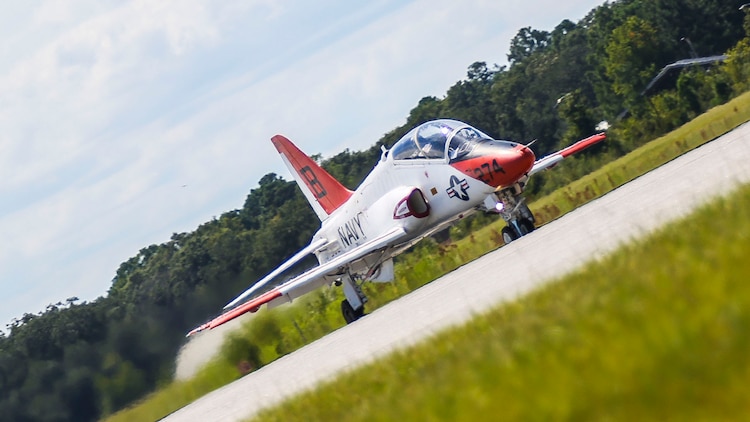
[2, 1, 749, 421]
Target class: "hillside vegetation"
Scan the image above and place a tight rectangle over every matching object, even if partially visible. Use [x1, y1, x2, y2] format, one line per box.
[2, 1, 750, 421]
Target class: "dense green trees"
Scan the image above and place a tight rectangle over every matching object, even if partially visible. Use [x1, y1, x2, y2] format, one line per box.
[2, 1, 749, 420]
[0, 177, 321, 421]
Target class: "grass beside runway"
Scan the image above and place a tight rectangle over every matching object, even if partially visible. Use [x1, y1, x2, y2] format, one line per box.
[105, 91, 750, 422]
[530, 89, 750, 226]
[252, 182, 750, 422]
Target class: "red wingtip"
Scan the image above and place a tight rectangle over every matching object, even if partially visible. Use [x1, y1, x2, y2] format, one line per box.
[559, 133, 607, 158]
[187, 323, 210, 337]
[186, 289, 284, 336]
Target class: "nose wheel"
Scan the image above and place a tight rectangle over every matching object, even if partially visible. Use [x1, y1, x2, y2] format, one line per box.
[501, 226, 518, 244]
[489, 185, 536, 245]
[502, 217, 535, 244]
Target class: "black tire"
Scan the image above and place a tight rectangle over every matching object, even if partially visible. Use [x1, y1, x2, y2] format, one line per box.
[341, 300, 364, 324]
[501, 226, 518, 244]
[519, 218, 535, 235]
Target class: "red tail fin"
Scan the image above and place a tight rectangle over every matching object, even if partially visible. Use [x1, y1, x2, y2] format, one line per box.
[271, 135, 353, 220]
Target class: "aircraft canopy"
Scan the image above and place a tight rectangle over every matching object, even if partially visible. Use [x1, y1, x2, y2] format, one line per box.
[390, 119, 495, 162]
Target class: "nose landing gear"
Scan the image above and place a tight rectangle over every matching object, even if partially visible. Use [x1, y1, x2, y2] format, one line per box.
[501, 216, 535, 244]
[485, 183, 536, 245]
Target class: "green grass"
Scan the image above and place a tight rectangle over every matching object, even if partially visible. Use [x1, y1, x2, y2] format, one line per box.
[106, 91, 750, 422]
[253, 182, 750, 422]
[531, 90, 750, 225]
[105, 359, 239, 422]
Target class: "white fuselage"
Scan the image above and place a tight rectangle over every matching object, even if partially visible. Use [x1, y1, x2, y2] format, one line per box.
[313, 153, 495, 269]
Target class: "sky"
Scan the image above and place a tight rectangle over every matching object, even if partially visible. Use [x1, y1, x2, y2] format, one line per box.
[0, 0, 606, 329]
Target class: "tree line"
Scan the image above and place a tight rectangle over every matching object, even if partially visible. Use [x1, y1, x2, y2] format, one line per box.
[1, 1, 749, 420]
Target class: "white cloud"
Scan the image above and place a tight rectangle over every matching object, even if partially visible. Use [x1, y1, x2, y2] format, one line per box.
[0, 0, 605, 327]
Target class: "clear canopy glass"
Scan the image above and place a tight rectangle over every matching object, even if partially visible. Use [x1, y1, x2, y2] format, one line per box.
[390, 119, 495, 162]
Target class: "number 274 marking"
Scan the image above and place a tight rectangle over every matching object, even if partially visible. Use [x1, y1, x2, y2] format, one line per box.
[471, 159, 505, 184]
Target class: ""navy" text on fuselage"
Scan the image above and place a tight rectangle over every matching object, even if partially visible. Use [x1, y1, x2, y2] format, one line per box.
[338, 213, 365, 247]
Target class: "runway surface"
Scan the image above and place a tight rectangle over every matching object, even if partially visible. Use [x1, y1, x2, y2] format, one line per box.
[166, 122, 750, 421]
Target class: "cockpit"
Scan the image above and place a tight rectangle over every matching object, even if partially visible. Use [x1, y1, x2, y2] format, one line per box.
[389, 119, 519, 163]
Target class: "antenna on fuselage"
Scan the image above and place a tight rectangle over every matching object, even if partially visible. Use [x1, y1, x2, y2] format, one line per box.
[380, 145, 389, 161]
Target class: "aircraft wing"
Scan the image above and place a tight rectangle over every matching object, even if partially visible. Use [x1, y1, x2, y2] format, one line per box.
[528, 133, 606, 176]
[223, 238, 329, 310]
[187, 226, 407, 336]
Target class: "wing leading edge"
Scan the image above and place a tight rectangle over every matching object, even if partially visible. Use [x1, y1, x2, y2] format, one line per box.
[223, 238, 329, 310]
[187, 227, 407, 336]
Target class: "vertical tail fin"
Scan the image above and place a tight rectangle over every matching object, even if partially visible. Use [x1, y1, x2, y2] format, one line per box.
[271, 135, 353, 221]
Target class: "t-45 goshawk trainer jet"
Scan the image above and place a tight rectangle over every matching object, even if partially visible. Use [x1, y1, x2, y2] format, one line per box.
[187, 119, 605, 336]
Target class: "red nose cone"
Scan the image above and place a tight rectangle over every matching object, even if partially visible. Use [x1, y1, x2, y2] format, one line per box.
[451, 143, 535, 188]
[517, 145, 536, 174]
[498, 145, 535, 187]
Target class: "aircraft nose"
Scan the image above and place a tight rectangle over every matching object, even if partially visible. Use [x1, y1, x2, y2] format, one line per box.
[498, 144, 535, 187]
[483, 143, 535, 188]
[450, 141, 536, 189]
[518, 145, 535, 173]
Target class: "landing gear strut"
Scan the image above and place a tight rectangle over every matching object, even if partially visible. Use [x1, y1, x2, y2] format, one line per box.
[488, 183, 536, 245]
[340, 273, 367, 324]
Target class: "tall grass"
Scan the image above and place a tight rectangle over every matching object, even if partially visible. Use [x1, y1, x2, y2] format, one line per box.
[254, 182, 750, 421]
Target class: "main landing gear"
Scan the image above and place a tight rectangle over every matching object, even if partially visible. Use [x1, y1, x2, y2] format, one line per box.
[341, 299, 365, 324]
[339, 273, 367, 324]
[488, 184, 536, 245]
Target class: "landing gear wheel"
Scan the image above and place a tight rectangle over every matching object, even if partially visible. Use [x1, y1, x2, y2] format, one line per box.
[341, 300, 364, 324]
[501, 226, 519, 245]
[519, 218, 535, 235]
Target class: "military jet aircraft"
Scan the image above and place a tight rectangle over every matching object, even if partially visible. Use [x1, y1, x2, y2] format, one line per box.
[187, 119, 605, 335]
